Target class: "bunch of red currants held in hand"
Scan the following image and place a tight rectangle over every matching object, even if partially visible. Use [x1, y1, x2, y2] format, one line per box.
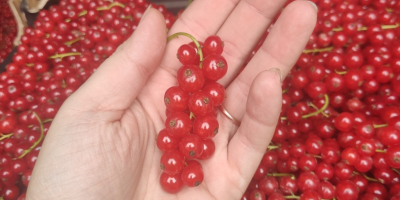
[157, 34, 227, 193]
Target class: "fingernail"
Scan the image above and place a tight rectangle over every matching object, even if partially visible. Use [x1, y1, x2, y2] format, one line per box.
[307, 1, 318, 12]
[140, 5, 152, 23]
[268, 68, 282, 83]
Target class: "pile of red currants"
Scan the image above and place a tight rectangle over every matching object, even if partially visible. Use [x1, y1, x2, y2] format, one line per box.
[242, 0, 400, 200]
[0, 0, 175, 199]
[0, 0, 17, 64]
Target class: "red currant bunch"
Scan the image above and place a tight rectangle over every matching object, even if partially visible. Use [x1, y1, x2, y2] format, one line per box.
[157, 34, 226, 193]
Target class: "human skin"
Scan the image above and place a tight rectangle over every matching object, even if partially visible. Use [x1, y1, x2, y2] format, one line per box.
[26, 0, 317, 199]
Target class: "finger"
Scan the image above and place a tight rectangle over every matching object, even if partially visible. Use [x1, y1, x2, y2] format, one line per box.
[67, 8, 167, 111]
[224, 1, 317, 122]
[160, 0, 239, 74]
[217, 0, 287, 86]
[227, 70, 282, 182]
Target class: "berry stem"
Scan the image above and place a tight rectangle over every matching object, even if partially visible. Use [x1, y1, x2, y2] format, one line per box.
[375, 149, 386, 153]
[302, 94, 329, 119]
[310, 154, 322, 159]
[189, 112, 195, 120]
[333, 23, 399, 32]
[97, 2, 126, 11]
[309, 102, 329, 118]
[284, 195, 300, 199]
[64, 37, 83, 46]
[43, 119, 53, 123]
[267, 173, 295, 180]
[49, 52, 82, 59]
[79, 10, 87, 16]
[302, 46, 333, 54]
[68, 2, 125, 21]
[17, 112, 44, 159]
[335, 70, 347, 75]
[267, 145, 280, 150]
[393, 168, 400, 175]
[353, 171, 379, 182]
[373, 124, 388, 128]
[167, 32, 204, 68]
[0, 133, 13, 140]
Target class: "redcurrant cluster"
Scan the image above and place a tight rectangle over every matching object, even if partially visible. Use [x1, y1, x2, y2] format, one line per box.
[0, 0, 175, 199]
[241, 0, 400, 200]
[0, 0, 17, 64]
[157, 34, 227, 193]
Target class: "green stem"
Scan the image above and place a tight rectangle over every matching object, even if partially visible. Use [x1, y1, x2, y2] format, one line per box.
[64, 37, 82, 46]
[267, 173, 295, 180]
[373, 124, 388, 128]
[267, 145, 280, 150]
[0, 133, 13, 140]
[310, 154, 322, 159]
[353, 171, 379, 182]
[393, 168, 400, 175]
[49, 52, 82, 59]
[167, 32, 204, 68]
[78, 10, 87, 16]
[335, 70, 347, 75]
[309, 102, 329, 118]
[333, 23, 399, 32]
[189, 112, 195, 120]
[97, 2, 126, 11]
[18, 112, 44, 159]
[302, 46, 333, 54]
[284, 195, 300, 199]
[302, 94, 329, 119]
[43, 119, 53, 123]
[375, 149, 386, 153]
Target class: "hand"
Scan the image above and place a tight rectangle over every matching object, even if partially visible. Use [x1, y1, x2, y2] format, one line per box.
[27, 1, 317, 199]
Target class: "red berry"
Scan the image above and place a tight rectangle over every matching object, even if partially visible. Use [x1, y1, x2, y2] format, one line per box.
[202, 54, 228, 81]
[258, 177, 278, 196]
[188, 91, 213, 117]
[197, 139, 215, 160]
[202, 35, 224, 55]
[159, 172, 184, 193]
[165, 112, 192, 138]
[334, 112, 355, 132]
[193, 115, 218, 140]
[179, 134, 204, 158]
[160, 150, 185, 175]
[164, 86, 189, 112]
[177, 44, 197, 65]
[335, 180, 359, 200]
[181, 160, 204, 187]
[156, 129, 179, 151]
[385, 145, 400, 168]
[249, 190, 266, 200]
[201, 81, 225, 106]
[177, 65, 205, 93]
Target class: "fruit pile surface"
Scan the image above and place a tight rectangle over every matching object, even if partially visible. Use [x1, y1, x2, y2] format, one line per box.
[1, 0, 400, 199]
[243, 0, 400, 200]
[0, 0, 175, 199]
[0, 0, 17, 64]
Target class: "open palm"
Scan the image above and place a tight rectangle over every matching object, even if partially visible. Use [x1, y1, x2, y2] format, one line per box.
[27, 1, 317, 199]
